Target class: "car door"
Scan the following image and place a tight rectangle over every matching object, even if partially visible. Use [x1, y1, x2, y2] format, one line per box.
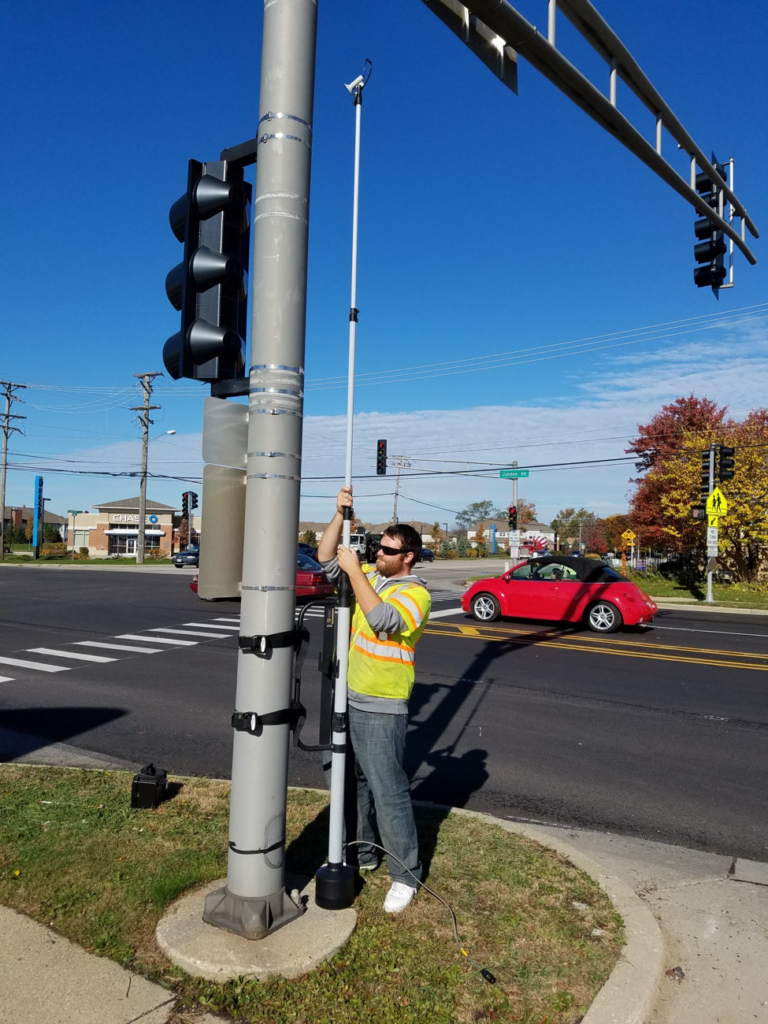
[499, 562, 556, 619]
[544, 563, 587, 621]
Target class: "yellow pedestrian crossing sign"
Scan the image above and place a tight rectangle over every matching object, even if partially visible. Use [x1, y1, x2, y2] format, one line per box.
[708, 515, 719, 528]
[706, 488, 728, 516]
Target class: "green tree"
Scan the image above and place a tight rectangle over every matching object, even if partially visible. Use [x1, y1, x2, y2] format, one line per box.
[455, 500, 502, 532]
[301, 529, 317, 547]
[550, 508, 595, 550]
[25, 517, 34, 543]
[43, 524, 61, 543]
[457, 536, 468, 557]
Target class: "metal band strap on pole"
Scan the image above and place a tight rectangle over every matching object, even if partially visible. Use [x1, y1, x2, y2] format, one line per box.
[315, 59, 372, 913]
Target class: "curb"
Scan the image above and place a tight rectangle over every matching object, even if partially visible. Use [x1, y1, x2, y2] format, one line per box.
[653, 601, 768, 616]
[421, 804, 665, 1024]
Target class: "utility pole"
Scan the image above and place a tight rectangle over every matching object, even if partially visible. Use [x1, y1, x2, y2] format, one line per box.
[130, 373, 162, 564]
[390, 456, 411, 523]
[203, 0, 317, 940]
[0, 381, 27, 562]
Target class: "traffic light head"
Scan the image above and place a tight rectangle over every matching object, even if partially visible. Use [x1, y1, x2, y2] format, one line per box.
[718, 445, 736, 481]
[508, 505, 518, 530]
[693, 161, 728, 292]
[700, 451, 711, 500]
[181, 492, 189, 518]
[164, 160, 251, 389]
[376, 440, 387, 475]
[188, 491, 199, 511]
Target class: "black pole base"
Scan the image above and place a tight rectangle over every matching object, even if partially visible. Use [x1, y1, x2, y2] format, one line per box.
[315, 862, 355, 910]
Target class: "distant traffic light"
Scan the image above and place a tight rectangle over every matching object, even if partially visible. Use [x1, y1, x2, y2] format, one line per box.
[181, 492, 189, 518]
[376, 440, 387, 475]
[508, 505, 518, 531]
[694, 161, 728, 291]
[700, 451, 711, 502]
[189, 491, 199, 511]
[163, 159, 251, 390]
[718, 445, 735, 481]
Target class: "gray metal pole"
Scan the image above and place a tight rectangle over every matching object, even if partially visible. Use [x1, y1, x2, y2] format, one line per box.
[203, 0, 317, 940]
[706, 443, 715, 603]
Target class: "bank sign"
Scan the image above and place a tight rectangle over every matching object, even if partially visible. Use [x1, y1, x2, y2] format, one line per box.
[110, 514, 160, 523]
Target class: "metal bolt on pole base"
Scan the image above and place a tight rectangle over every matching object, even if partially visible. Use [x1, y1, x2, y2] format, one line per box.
[315, 862, 355, 911]
[203, 884, 303, 941]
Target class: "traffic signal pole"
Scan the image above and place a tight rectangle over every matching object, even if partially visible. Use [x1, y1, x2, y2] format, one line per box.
[203, 0, 318, 940]
[706, 443, 715, 603]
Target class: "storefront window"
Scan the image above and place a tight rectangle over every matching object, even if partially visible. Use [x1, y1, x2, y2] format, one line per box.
[108, 534, 159, 555]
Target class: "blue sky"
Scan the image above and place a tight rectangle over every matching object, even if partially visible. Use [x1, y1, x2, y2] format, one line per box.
[2, 0, 767, 528]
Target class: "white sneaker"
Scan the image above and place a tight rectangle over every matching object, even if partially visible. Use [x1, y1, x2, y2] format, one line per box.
[383, 881, 417, 913]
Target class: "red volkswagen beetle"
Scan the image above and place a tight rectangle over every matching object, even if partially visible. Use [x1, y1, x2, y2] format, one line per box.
[461, 555, 657, 633]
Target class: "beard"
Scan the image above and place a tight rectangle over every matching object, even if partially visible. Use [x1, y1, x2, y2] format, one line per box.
[376, 556, 405, 578]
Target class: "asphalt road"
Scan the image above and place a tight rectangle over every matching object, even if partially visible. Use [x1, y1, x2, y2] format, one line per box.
[1, 565, 766, 861]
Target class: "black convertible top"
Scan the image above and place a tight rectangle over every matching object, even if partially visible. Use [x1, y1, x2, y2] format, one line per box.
[519, 555, 624, 584]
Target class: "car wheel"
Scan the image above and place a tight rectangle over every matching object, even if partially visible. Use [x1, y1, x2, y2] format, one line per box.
[587, 601, 622, 633]
[471, 593, 500, 622]
[174, 564, 183, 569]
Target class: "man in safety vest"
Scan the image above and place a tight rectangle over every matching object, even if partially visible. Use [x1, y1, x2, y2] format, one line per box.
[318, 485, 432, 913]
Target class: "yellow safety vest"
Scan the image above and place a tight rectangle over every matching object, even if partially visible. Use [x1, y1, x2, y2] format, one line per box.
[348, 564, 432, 701]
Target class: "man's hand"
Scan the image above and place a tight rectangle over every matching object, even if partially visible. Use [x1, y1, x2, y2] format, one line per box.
[336, 544, 361, 577]
[337, 543, 382, 616]
[337, 486, 353, 515]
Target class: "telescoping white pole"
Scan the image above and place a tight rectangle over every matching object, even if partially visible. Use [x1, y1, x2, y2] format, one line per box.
[315, 60, 371, 911]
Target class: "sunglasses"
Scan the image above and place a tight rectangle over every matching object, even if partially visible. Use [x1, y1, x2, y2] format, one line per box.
[378, 542, 405, 556]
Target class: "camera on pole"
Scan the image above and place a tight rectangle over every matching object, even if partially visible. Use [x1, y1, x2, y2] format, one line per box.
[718, 445, 735, 482]
[694, 160, 728, 292]
[163, 159, 251, 392]
[376, 439, 387, 475]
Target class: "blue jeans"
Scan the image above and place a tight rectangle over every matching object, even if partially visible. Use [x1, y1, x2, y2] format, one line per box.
[348, 705, 422, 887]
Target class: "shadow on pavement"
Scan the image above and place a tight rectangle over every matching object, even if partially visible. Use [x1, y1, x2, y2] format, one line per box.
[0, 706, 128, 760]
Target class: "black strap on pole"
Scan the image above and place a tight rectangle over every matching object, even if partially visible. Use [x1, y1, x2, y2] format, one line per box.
[339, 506, 353, 610]
[238, 630, 296, 656]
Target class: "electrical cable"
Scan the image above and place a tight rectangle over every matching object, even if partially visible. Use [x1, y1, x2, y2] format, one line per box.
[343, 840, 496, 985]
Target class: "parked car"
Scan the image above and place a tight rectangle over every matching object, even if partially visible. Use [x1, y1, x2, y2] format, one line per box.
[417, 547, 435, 563]
[190, 553, 335, 599]
[461, 555, 658, 633]
[173, 544, 199, 568]
[298, 541, 318, 560]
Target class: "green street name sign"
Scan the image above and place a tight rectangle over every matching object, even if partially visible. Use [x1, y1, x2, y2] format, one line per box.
[499, 469, 529, 479]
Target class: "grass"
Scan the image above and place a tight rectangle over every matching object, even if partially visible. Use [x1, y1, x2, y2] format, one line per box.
[0, 766, 623, 1023]
[625, 569, 768, 609]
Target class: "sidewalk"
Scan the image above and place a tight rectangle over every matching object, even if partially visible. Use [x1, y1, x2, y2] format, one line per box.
[1, 765, 766, 1023]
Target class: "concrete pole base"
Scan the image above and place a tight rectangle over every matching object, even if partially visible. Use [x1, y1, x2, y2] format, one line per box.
[156, 874, 357, 982]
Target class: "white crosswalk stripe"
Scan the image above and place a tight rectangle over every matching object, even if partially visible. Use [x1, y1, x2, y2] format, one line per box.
[183, 622, 240, 630]
[75, 641, 163, 654]
[116, 634, 198, 646]
[0, 655, 70, 673]
[0, 675, 15, 683]
[25, 648, 117, 663]
[148, 628, 232, 638]
[212, 617, 240, 623]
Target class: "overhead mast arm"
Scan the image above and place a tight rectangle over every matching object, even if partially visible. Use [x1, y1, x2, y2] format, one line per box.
[421, 0, 758, 264]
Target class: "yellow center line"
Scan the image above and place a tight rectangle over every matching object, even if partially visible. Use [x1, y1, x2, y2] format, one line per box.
[428, 621, 768, 661]
[423, 626, 768, 672]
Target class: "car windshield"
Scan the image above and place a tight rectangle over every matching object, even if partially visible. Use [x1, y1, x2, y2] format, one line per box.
[297, 553, 322, 571]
